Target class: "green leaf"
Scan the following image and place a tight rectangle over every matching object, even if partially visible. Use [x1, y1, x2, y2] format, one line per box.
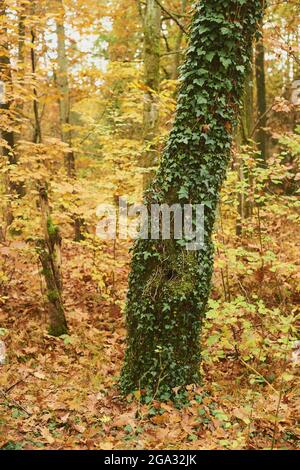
[220, 57, 232, 69]
[236, 65, 245, 73]
[206, 51, 215, 62]
[207, 334, 220, 346]
[178, 186, 189, 199]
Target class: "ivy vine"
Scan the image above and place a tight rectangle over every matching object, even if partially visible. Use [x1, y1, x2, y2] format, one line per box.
[120, 0, 265, 401]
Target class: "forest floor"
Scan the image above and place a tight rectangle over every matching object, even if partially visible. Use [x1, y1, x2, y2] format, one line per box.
[0, 234, 299, 451]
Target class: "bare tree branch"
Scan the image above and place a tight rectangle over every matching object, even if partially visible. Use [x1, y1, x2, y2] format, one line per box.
[154, 0, 188, 36]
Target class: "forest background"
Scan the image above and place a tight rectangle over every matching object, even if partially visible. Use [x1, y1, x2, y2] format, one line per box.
[0, 0, 299, 450]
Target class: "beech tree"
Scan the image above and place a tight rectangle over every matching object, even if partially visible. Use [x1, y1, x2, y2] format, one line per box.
[56, 0, 75, 177]
[255, 26, 268, 163]
[142, 0, 161, 188]
[0, 0, 18, 228]
[120, 0, 264, 398]
[236, 68, 255, 235]
[0, 1, 14, 165]
[30, 29, 42, 143]
[172, 0, 187, 80]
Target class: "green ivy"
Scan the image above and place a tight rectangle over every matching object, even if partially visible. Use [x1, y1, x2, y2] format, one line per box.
[120, 0, 264, 399]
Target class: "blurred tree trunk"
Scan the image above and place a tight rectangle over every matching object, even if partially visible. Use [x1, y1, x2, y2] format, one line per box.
[255, 26, 267, 164]
[121, 0, 264, 398]
[142, 0, 161, 189]
[0, 1, 15, 165]
[30, 29, 42, 144]
[56, 0, 75, 178]
[172, 0, 187, 80]
[241, 70, 254, 144]
[293, 28, 300, 79]
[29, 1, 42, 143]
[0, 1, 21, 228]
[236, 64, 255, 235]
[16, 0, 26, 120]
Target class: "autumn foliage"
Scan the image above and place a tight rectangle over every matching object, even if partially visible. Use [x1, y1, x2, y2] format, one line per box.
[0, 0, 299, 451]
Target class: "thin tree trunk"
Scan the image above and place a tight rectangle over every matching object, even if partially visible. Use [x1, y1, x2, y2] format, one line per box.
[0, 1, 15, 164]
[56, 0, 75, 177]
[142, 0, 161, 189]
[30, 29, 42, 144]
[236, 64, 255, 235]
[16, 0, 26, 120]
[255, 25, 267, 164]
[120, 0, 264, 398]
[36, 184, 68, 337]
[293, 27, 300, 79]
[0, 0, 22, 227]
[172, 0, 187, 80]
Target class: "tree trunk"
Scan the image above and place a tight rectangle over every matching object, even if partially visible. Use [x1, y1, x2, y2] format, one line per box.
[0, 45, 15, 227]
[16, 0, 26, 120]
[293, 27, 300, 79]
[56, 0, 75, 178]
[120, 0, 264, 398]
[142, 0, 161, 189]
[37, 184, 68, 337]
[236, 65, 255, 235]
[30, 29, 42, 144]
[255, 25, 267, 164]
[0, 1, 15, 165]
[172, 0, 187, 80]
[0, 0, 24, 227]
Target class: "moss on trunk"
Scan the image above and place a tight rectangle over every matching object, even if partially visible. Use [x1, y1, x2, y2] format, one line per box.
[37, 185, 68, 337]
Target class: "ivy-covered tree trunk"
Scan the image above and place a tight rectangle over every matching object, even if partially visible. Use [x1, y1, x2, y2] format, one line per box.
[120, 0, 264, 399]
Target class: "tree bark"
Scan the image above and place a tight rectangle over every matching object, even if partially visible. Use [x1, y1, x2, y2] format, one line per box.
[172, 0, 187, 80]
[30, 29, 42, 144]
[0, 0, 24, 228]
[142, 0, 161, 189]
[120, 0, 264, 398]
[16, 0, 26, 120]
[56, 0, 75, 178]
[0, 1, 15, 165]
[255, 26, 268, 164]
[37, 184, 68, 337]
[236, 65, 255, 235]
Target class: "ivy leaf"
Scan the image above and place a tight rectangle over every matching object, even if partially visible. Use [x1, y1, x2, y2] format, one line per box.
[198, 26, 209, 34]
[178, 186, 189, 200]
[194, 78, 205, 87]
[206, 51, 215, 62]
[236, 65, 245, 73]
[220, 57, 232, 69]
[197, 96, 208, 105]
